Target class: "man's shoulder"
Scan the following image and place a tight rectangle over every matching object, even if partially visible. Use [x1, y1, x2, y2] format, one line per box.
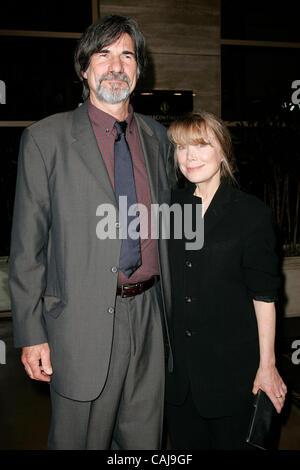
[27, 109, 75, 134]
[20, 105, 86, 155]
[134, 112, 168, 137]
[25, 104, 85, 140]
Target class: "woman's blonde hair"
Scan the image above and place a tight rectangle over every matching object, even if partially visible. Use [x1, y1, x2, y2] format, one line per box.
[167, 112, 237, 183]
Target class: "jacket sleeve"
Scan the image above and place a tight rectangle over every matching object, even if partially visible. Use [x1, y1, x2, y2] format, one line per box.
[242, 206, 281, 301]
[9, 128, 51, 347]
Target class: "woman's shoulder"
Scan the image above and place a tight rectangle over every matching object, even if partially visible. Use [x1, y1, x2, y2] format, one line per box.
[230, 185, 273, 223]
[232, 185, 270, 208]
[170, 182, 273, 222]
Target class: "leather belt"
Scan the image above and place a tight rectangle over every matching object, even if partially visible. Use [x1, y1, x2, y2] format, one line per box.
[117, 275, 160, 298]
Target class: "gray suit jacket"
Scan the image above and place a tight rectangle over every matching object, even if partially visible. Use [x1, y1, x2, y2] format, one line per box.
[9, 101, 174, 401]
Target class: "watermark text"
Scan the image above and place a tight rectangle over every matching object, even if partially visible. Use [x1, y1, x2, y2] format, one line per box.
[291, 80, 300, 105]
[0, 340, 6, 364]
[0, 80, 6, 104]
[291, 339, 300, 365]
[96, 199, 204, 251]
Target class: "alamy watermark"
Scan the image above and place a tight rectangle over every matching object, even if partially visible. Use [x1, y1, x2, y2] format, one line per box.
[0, 80, 6, 104]
[0, 340, 6, 364]
[96, 198, 204, 250]
[291, 339, 300, 365]
[291, 80, 300, 105]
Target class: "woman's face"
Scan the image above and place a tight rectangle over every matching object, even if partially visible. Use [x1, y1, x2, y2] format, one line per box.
[176, 132, 223, 185]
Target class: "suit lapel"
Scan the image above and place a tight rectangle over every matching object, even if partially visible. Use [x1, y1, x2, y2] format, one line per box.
[71, 106, 161, 207]
[135, 114, 159, 204]
[71, 102, 117, 205]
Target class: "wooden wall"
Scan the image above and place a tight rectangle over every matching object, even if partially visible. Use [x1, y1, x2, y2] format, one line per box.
[99, 0, 221, 116]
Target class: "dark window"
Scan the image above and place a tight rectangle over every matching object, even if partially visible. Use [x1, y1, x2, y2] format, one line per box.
[0, 128, 23, 255]
[222, 45, 300, 121]
[0, 0, 92, 32]
[0, 36, 83, 121]
[221, 0, 300, 43]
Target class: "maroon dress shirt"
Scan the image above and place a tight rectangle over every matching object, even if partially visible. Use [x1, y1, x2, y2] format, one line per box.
[88, 100, 160, 285]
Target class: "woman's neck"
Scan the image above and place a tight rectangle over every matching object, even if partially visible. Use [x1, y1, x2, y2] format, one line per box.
[194, 174, 221, 215]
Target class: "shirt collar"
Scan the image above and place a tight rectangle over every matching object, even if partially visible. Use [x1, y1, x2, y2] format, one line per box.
[87, 99, 135, 134]
[124, 103, 134, 130]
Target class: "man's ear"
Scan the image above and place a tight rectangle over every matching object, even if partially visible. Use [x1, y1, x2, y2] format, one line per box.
[82, 70, 88, 79]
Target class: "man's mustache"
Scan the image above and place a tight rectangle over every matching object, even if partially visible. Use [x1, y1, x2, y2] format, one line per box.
[99, 72, 130, 86]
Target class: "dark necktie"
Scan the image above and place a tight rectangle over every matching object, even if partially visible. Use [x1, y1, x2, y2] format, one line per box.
[114, 121, 142, 277]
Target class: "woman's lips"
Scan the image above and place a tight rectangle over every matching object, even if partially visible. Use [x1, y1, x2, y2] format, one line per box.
[187, 164, 205, 171]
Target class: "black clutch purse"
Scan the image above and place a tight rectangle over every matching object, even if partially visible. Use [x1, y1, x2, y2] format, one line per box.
[246, 389, 279, 450]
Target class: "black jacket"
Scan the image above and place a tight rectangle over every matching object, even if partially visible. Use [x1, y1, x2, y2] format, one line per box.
[165, 180, 281, 417]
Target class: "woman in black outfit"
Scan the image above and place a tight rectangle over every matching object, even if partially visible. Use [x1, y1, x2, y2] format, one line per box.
[165, 112, 287, 450]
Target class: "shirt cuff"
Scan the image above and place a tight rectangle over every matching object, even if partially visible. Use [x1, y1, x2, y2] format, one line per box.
[252, 294, 278, 302]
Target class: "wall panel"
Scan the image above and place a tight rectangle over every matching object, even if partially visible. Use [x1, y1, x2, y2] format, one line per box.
[100, 0, 221, 115]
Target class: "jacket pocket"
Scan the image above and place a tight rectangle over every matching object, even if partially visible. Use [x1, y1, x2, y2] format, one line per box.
[43, 295, 65, 319]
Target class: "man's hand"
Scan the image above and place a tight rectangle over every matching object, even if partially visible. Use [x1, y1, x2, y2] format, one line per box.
[21, 343, 53, 382]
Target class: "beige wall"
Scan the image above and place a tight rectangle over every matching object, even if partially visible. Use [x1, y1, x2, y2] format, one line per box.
[100, 0, 221, 116]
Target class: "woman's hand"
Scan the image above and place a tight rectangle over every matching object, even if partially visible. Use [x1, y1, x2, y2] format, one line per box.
[252, 365, 287, 413]
[252, 300, 287, 413]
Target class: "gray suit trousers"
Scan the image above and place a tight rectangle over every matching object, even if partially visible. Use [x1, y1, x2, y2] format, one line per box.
[47, 282, 165, 450]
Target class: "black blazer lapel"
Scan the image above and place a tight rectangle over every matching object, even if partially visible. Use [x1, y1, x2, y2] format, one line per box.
[71, 102, 117, 205]
[203, 180, 235, 238]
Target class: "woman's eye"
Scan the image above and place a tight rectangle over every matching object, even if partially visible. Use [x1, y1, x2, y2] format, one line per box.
[177, 145, 186, 151]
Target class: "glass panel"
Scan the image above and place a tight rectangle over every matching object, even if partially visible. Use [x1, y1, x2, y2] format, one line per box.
[0, 128, 23, 255]
[0, 0, 92, 32]
[221, 45, 300, 121]
[221, 0, 300, 43]
[229, 124, 300, 254]
[0, 36, 83, 121]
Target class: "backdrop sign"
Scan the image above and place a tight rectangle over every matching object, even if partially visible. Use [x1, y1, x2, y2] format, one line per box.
[131, 90, 193, 127]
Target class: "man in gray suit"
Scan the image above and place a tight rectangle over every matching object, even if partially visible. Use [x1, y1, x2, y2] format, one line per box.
[9, 15, 174, 450]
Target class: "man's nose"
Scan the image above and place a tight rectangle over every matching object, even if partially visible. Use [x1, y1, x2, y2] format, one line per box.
[108, 55, 124, 73]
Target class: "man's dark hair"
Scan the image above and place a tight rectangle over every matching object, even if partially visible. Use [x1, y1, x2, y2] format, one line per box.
[74, 14, 147, 100]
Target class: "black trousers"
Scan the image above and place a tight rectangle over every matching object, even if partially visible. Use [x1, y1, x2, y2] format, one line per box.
[166, 387, 256, 450]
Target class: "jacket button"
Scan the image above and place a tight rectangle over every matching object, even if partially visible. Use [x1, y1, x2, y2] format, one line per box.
[185, 296, 192, 303]
[185, 260, 192, 268]
[185, 330, 192, 337]
[107, 307, 115, 314]
[111, 266, 118, 273]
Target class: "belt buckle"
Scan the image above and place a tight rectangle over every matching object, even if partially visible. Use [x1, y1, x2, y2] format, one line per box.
[121, 281, 140, 298]
[120, 284, 127, 297]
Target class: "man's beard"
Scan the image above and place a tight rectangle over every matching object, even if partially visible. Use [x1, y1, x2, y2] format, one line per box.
[96, 72, 131, 104]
